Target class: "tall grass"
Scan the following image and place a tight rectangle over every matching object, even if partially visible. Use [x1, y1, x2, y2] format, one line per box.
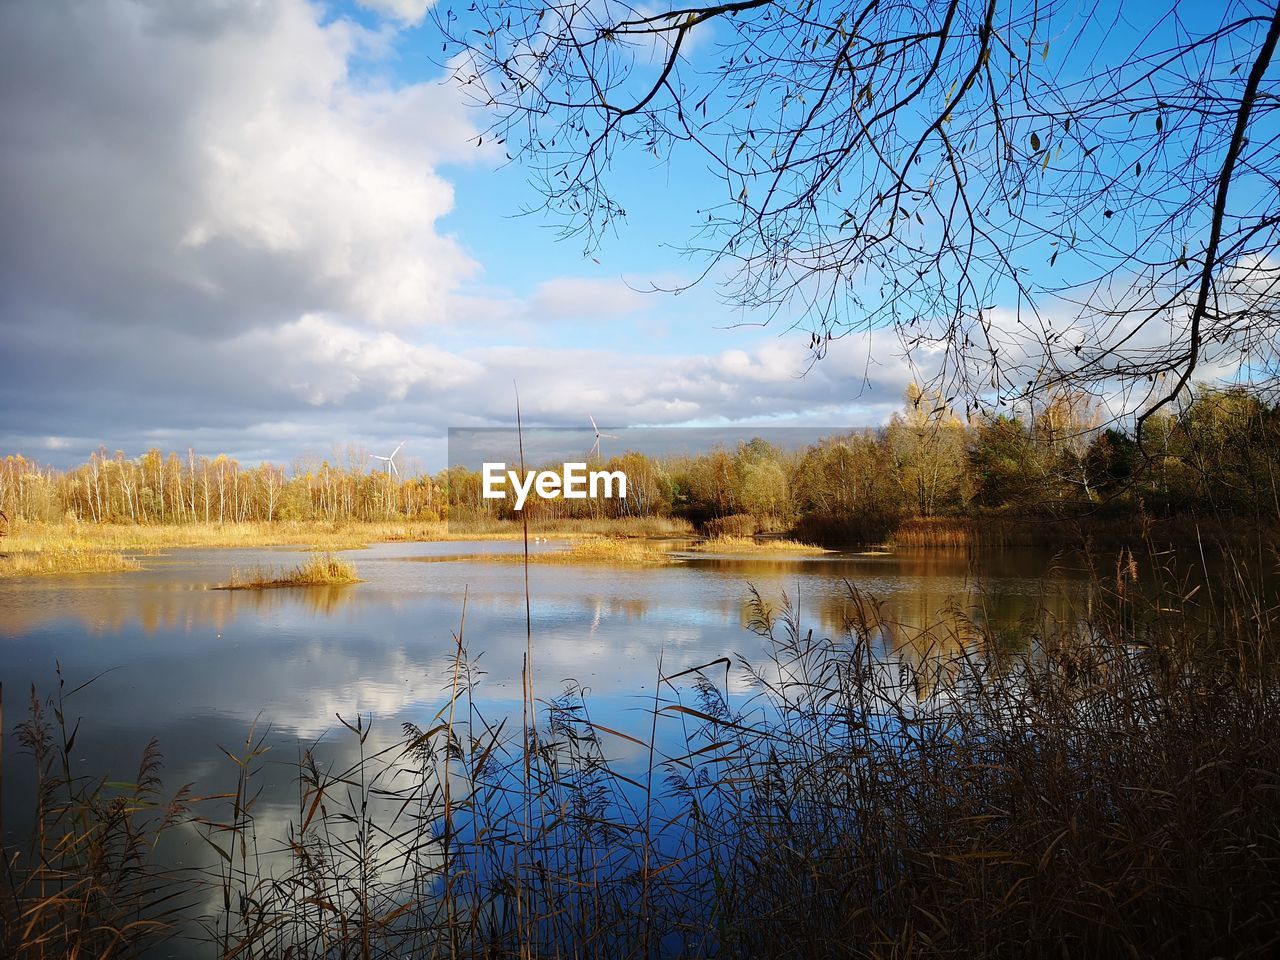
[689, 535, 828, 554]
[0, 544, 140, 578]
[5, 516, 694, 557]
[482, 537, 675, 565]
[218, 552, 361, 589]
[3, 544, 1279, 957]
[0, 671, 195, 958]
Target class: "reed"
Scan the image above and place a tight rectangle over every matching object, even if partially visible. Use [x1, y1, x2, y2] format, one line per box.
[0, 671, 195, 959]
[690, 535, 828, 554]
[5, 516, 693, 557]
[0, 544, 140, 578]
[886, 515, 1051, 548]
[218, 552, 361, 589]
[484, 536, 675, 565]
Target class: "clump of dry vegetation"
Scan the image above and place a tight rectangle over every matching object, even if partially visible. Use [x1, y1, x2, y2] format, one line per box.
[689, 535, 827, 554]
[702, 513, 757, 538]
[555, 537, 674, 564]
[482, 536, 675, 565]
[0, 543, 140, 578]
[218, 552, 361, 589]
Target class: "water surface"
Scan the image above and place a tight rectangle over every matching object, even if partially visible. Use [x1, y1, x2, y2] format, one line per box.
[0, 540, 1086, 856]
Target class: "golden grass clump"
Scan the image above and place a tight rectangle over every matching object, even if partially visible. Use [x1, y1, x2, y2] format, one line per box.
[689, 535, 827, 554]
[889, 516, 976, 548]
[482, 537, 675, 565]
[556, 537, 673, 564]
[0, 544, 140, 578]
[219, 552, 361, 589]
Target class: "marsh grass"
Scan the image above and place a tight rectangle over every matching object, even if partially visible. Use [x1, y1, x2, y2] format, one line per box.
[4, 520, 437, 553]
[689, 535, 828, 554]
[7, 517, 694, 557]
[3, 540, 1280, 958]
[0, 544, 140, 578]
[0, 671, 196, 959]
[886, 515, 1053, 548]
[482, 537, 675, 565]
[218, 552, 361, 590]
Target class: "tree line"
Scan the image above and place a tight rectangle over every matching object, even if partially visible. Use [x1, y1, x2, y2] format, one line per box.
[0, 448, 439, 526]
[453, 384, 1280, 541]
[6, 384, 1276, 542]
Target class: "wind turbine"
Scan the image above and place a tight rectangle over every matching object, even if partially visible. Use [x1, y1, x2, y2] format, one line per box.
[587, 415, 617, 461]
[370, 441, 404, 477]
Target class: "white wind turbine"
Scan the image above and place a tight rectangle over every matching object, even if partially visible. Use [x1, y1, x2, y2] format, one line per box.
[370, 441, 404, 477]
[587, 415, 617, 462]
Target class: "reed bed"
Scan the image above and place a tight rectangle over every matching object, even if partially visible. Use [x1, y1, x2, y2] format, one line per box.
[0, 673, 197, 959]
[3, 520, 440, 552]
[0, 544, 140, 578]
[690, 535, 828, 554]
[6, 517, 694, 557]
[3, 544, 1280, 958]
[451, 515, 695, 539]
[886, 515, 1054, 548]
[483, 537, 675, 565]
[217, 552, 361, 589]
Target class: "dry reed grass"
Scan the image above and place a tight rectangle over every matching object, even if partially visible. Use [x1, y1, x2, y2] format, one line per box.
[218, 552, 361, 589]
[6, 516, 693, 556]
[482, 537, 675, 565]
[0, 544, 140, 578]
[690, 535, 828, 554]
[0, 672, 196, 959]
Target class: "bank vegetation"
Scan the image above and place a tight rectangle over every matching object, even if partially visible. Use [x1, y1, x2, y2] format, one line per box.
[3, 384, 1280, 548]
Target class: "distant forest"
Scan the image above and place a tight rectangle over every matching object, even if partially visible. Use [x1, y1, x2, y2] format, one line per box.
[3, 385, 1279, 543]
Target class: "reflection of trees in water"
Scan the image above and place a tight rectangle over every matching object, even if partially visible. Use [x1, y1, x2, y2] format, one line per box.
[740, 576, 1084, 701]
[0, 582, 359, 635]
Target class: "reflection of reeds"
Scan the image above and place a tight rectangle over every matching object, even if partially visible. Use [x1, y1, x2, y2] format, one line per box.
[218, 552, 361, 589]
[4, 549, 1280, 958]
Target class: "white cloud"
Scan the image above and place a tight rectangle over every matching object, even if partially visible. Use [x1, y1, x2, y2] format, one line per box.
[357, 0, 435, 27]
[236, 313, 482, 406]
[1, 0, 478, 332]
[530, 277, 651, 320]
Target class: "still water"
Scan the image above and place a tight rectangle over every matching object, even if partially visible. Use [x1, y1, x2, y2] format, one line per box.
[0, 540, 1085, 850]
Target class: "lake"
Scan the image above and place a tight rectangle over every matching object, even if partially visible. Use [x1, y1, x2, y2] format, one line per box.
[0, 539, 1085, 836]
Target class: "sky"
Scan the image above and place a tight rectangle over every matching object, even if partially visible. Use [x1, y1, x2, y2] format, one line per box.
[0, 0, 1266, 472]
[0, 0, 925, 473]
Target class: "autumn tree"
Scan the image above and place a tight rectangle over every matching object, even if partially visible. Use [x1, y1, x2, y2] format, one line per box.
[792, 433, 903, 541]
[886, 384, 969, 516]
